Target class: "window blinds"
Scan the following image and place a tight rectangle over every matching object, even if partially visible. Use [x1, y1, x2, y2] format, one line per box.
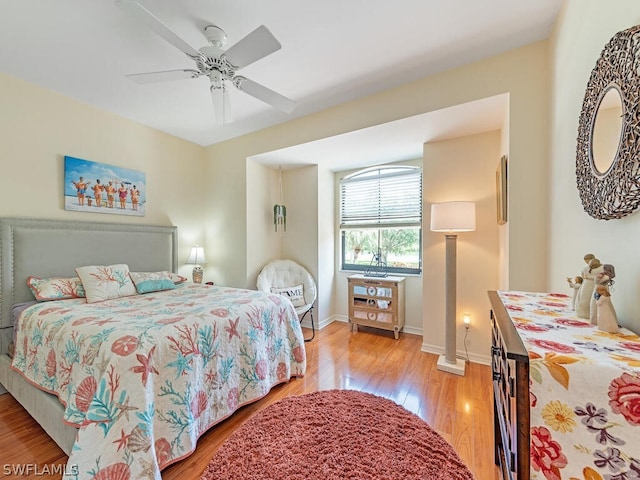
[340, 167, 422, 229]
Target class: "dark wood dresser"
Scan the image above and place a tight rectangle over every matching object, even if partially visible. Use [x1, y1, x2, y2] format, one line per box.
[489, 290, 530, 480]
[488, 290, 640, 480]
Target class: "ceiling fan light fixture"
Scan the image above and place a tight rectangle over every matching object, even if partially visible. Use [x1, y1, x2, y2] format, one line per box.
[204, 25, 227, 48]
[210, 84, 232, 126]
[209, 70, 223, 89]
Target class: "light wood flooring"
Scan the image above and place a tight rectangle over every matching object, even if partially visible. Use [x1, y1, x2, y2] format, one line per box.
[0, 321, 499, 479]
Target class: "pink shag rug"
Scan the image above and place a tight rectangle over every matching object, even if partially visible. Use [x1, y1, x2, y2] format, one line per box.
[201, 389, 475, 480]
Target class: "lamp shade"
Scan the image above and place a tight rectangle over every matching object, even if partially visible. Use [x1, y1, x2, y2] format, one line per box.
[186, 245, 206, 265]
[430, 201, 476, 232]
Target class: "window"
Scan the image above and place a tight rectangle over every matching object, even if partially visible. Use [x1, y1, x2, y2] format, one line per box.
[340, 165, 422, 275]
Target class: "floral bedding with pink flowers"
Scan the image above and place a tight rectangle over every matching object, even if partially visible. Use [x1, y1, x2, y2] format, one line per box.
[11, 284, 306, 480]
[498, 291, 640, 480]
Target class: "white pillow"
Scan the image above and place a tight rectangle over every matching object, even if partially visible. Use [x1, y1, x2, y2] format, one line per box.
[164, 271, 188, 284]
[76, 264, 137, 303]
[271, 284, 305, 307]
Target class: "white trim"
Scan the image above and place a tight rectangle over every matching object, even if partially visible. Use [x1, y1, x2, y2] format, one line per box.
[324, 315, 424, 337]
[437, 355, 466, 376]
[421, 341, 491, 366]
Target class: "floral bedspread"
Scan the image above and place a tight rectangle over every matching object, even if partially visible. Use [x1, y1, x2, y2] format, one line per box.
[11, 284, 306, 480]
[498, 291, 640, 480]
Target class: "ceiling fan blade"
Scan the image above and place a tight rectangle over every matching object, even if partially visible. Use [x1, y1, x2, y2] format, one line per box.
[210, 86, 232, 127]
[235, 77, 296, 114]
[224, 25, 281, 69]
[126, 69, 201, 84]
[115, 0, 201, 59]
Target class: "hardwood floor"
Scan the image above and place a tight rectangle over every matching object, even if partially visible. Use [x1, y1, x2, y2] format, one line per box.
[0, 321, 499, 479]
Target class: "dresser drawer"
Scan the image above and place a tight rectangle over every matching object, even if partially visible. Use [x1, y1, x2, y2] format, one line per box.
[352, 309, 394, 324]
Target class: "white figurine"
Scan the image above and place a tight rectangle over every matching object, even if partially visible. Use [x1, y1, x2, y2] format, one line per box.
[575, 255, 599, 319]
[595, 284, 618, 333]
[567, 276, 582, 310]
[589, 262, 605, 325]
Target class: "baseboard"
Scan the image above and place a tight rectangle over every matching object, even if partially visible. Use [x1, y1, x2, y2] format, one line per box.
[304, 317, 489, 365]
[301, 314, 343, 331]
[314, 315, 424, 336]
[421, 342, 491, 366]
[332, 315, 349, 324]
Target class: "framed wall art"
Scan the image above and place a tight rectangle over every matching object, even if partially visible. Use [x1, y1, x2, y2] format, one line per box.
[64, 156, 146, 216]
[496, 155, 507, 225]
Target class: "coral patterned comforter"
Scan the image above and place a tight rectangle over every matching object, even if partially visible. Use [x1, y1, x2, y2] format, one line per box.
[11, 284, 306, 480]
[498, 291, 640, 480]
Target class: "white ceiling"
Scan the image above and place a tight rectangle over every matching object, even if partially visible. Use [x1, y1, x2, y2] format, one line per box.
[0, 1, 561, 170]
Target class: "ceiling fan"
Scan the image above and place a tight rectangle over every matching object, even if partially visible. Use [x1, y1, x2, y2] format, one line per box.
[114, 0, 296, 126]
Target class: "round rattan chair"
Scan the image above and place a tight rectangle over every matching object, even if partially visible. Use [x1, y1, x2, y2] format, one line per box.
[257, 259, 316, 341]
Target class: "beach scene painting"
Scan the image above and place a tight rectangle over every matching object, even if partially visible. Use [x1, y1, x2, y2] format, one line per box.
[64, 156, 146, 216]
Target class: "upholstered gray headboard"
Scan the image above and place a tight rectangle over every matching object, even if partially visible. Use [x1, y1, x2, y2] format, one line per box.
[0, 218, 177, 354]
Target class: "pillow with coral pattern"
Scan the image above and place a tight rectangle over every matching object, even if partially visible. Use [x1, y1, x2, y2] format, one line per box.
[76, 264, 137, 303]
[27, 276, 86, 302]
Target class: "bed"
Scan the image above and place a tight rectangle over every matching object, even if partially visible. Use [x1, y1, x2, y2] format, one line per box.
[0, 218, 306, 480]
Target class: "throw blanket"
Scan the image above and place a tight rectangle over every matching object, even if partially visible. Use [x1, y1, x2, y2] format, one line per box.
[12, 284, 306, 480]
[498, 291, 640, 480]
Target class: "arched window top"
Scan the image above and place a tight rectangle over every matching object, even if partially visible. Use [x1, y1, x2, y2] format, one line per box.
[340, 165, 422, 228]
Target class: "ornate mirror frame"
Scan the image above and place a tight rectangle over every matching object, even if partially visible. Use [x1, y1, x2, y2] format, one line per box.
[576, 25, 640, 220]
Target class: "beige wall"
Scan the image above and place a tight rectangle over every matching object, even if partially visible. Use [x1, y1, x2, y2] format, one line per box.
[204, 142, 247, 287]
[423, 131, 501, 363]
[281, 166, 326, 322]
[548, 0, 640, 332]
[0, 72, 205, 279]
[206, 40, 548, 356]
[317, 167, 336, 324]
[498, 104, 510, 290]
[246, 160, 281, 284]
[281, 166, 319, 278]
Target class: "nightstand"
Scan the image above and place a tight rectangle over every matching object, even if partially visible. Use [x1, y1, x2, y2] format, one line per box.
[347, 274, 405, 339]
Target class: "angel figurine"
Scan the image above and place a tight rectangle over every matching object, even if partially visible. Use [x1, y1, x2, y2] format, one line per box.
[588, 261, 606, 325]
[567, 276, 582, 310]
[575, 255, 599, 319]
[595, 284, 618, 333]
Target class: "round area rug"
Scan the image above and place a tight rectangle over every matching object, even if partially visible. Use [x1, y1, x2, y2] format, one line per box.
[201, 389, 474, 480]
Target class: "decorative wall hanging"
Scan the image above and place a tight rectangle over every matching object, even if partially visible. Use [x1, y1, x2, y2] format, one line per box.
[496, 155, 508, 225]
[576, 25, 640, 220]
[273, 166, 286, 232]
[64, 156, 146, 216]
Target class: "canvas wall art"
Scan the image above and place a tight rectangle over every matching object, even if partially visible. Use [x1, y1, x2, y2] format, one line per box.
[64, 156, 146, 216]
[496, 155, 507, 225]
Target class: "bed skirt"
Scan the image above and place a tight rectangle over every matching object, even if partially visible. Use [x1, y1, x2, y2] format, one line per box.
[0, 354, 76, 454]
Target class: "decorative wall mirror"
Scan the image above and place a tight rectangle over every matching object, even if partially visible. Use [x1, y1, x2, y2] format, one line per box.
[576, 25, 640, 220]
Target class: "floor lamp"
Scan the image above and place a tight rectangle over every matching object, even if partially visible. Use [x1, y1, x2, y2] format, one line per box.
[430, 201, 476, 376]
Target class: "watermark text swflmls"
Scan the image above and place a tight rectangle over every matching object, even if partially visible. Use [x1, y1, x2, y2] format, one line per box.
[3, 463, 79, 477]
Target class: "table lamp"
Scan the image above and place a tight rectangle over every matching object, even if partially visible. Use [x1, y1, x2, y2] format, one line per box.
[186, 245, 207, 284]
